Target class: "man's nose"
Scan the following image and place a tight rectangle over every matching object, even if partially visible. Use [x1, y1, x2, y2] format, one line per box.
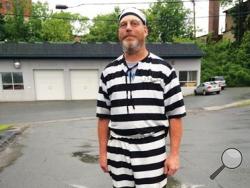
[125, 23, 132, 31]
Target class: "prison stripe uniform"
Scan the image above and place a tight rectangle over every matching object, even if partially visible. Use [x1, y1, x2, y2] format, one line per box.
[96, 52, 186, 187]
[107, 131, 168, 188]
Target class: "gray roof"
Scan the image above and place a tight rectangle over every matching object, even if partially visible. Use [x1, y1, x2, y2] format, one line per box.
[0, 42, 203, 59]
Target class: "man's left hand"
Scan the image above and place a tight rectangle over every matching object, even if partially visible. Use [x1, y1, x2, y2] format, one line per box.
[164, 154, 180, 176]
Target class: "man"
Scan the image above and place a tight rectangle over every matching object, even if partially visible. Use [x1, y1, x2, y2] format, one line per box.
[96, 7, 186, 188]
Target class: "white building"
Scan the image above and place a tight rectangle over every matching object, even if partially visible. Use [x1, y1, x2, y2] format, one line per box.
[0, 42, 203, 101]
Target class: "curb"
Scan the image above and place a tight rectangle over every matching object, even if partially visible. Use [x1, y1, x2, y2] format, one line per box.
[203, 99, 250, 111]
[1, 99, 249, 151]
[0, 126, 28, 152]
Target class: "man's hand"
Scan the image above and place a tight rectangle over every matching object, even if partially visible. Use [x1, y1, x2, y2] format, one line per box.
[165, 118, 183, 176]
[164, 154, 180, 176]
[99, 153, 109, 173]
[98, 118, 110, 173]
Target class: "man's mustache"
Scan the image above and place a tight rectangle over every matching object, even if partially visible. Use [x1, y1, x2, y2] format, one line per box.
[122, 35, 136, 40]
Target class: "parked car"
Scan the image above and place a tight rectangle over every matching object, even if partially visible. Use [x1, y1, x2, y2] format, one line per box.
[194, 82, 221, 95]
[208, 76, 226, 90]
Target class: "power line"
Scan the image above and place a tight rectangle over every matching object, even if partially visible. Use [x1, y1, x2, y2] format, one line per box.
[52, 0, 249, 21]
[3, 0, 250, 23]
[58, 0, 224, 8]
[3, 11, 250, 22]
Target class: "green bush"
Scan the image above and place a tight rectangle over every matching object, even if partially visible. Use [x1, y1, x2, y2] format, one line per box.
[198, 31, 250, 87]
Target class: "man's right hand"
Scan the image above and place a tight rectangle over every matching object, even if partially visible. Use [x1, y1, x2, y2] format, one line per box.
[99, 153, 109, 173]
[98, 118, 110, 173]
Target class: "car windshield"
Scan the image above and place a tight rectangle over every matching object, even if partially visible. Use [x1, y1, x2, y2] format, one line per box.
[204, 82, 212, 85]
[210, 81, 217, 85]
[210, 76, 225, 81]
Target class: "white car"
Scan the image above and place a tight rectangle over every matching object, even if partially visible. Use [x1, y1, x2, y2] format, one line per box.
[209, 76, 226, 90]
[194, 82, 221, 95]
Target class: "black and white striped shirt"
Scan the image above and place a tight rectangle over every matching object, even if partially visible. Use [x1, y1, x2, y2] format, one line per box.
[96, 52, 186, 138]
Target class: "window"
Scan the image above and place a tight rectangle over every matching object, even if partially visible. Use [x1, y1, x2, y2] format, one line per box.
[1, 72, 24, 90]
[179, 71, 197, 87]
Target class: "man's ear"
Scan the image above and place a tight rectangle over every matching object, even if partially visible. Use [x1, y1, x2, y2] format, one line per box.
[144, 26, 148, 37]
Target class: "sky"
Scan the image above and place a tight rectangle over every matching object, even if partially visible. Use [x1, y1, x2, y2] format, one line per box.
[33, 0, 229, 37]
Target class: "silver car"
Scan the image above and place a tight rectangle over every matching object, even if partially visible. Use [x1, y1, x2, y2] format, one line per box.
[209, 76, 226, 90]
[194, 82, 221, 95]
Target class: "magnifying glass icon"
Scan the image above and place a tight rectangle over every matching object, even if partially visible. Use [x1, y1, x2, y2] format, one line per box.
[210, 148, 243, 180]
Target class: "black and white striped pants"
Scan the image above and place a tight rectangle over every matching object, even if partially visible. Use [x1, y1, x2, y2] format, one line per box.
[107, 132, 167, 188]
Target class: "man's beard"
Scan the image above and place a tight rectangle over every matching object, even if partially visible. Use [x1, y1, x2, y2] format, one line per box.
[122, 39, 142, 55]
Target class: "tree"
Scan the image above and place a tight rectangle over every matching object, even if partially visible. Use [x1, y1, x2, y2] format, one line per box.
[2, 1, 88, 42]
[221, 0, 250, 42]
[146, 0, 193, 42]
[236, 31, 250, 69]
[41, 12, 73, 42]
[27, 1, 51, 42]
[41, 12, 88, 42]
[4, 0, 30, 41]
[220, 0, 239, 7]
[198, 40, 231, 82]
[0, 2, 4, 40]
[0, 13, 5, 41]
[198, 31, 250, 87]
[82, 7, 120, 42]
[228, 0, 247, 42]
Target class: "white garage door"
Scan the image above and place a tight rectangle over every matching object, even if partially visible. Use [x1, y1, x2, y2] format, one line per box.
[34, 70, 65, 100]
[70, 70, 98, 100]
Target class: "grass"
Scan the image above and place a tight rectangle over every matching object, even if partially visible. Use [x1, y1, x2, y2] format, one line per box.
[0, 124, 12, 133]
[235, 99, 250, 107]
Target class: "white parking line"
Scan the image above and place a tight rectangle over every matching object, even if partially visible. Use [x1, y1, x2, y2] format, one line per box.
[181, 184, 206, 188]
[69, 184, 89, 188]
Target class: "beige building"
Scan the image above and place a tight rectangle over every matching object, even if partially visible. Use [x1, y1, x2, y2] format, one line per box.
[223, 0, 250, 41]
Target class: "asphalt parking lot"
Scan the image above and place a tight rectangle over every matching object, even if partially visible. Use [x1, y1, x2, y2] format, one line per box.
[0, 87, 250, 188]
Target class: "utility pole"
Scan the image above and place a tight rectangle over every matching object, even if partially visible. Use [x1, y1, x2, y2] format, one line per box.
[237, 0, 243, 42]
[191, 0, 196, 38]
